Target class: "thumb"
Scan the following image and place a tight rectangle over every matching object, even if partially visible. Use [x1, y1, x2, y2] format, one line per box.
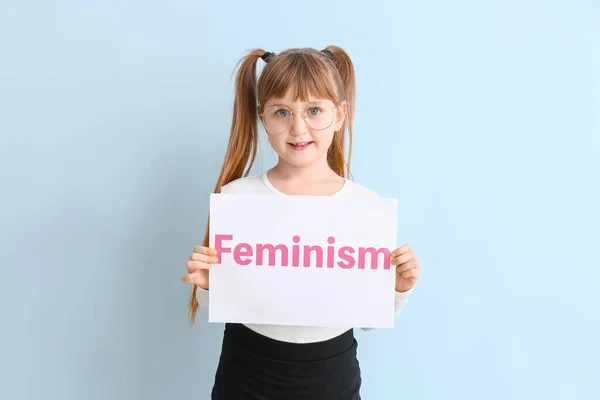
[184, 271, 209, 289]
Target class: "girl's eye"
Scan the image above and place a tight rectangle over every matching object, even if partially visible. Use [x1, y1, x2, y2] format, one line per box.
[275, 109, 289, 118]
[307, 107, 322, 116]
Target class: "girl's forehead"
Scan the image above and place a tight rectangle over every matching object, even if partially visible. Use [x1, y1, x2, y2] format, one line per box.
[264, 92, 334, 108]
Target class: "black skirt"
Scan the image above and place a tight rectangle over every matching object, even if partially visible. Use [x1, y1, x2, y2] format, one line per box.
[211, 323, 362, 400]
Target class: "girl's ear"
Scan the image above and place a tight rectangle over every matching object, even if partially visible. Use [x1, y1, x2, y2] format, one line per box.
[334, 100, 348, 131]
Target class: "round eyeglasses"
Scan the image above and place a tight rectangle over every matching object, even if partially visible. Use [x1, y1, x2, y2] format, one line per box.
[259, 102, 335, 134]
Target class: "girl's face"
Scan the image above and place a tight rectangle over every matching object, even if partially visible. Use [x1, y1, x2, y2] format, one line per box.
[260, 90, 346, 170]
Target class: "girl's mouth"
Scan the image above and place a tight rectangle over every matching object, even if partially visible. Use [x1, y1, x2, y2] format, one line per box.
[288, 141, 313, 151]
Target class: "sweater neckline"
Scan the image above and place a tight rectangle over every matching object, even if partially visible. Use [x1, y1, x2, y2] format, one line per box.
[261, 171, 348, 196]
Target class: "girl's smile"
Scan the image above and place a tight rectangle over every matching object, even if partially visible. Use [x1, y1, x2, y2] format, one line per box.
[288, 141, 314, 150]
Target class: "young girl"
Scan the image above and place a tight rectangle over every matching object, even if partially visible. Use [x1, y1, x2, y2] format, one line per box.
[182, 45, 420, 399]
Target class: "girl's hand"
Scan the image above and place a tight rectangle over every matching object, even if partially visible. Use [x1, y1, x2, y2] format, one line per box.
[391, 244, 420, 293]
[181, 246, 219, 290]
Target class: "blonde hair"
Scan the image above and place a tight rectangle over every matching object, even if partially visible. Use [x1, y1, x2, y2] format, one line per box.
[188, 45, 357, 324]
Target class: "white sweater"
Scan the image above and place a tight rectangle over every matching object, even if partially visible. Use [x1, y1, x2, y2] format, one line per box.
[196, 172, 415, 343]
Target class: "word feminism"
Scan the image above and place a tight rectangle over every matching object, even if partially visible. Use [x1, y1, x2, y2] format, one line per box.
[214, 234, 391, 270]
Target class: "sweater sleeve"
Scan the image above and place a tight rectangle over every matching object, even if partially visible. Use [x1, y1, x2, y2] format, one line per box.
[194, 182, 231, 312]
[360, 286, 415, 331]
[194, 183, 230, 313]
[195, 286, 210, 312]
[393, 287, 415, 317]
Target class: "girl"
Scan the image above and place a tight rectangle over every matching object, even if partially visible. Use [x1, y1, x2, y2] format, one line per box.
[182, 45, 420, 400]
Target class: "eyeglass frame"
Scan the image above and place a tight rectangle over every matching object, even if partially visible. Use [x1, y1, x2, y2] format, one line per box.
[258, 101, 343, 134]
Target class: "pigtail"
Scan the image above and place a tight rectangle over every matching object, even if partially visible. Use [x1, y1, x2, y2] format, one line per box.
[322, 45, 356, 179]
[187, 49, 265, 325]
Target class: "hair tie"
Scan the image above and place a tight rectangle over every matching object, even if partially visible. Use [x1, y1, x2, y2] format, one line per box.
[321, 49, 334, 58]
[261, 51, 275, 62]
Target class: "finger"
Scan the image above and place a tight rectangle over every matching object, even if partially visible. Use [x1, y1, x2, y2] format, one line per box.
[181, 272, 208, 286]
[186, 260, 211, 273]
[401, 269, 414, 279]
[391, 251, 415, 266]
[391, 244, 411, 258]
[396, 259, 417, 274]
[190, 252, 219, 263]
[404, 268, 420, 280]
[400, 267, 420, 280]
[413, 268, 420, 280]
[194, 246, 218, 256]
[181, 273, 194, 283]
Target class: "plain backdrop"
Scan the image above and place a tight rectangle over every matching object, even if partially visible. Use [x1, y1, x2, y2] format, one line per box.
[1, 1, 598, 399]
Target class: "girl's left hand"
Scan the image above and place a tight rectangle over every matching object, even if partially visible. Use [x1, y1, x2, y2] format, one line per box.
[391, 244, 420, 293]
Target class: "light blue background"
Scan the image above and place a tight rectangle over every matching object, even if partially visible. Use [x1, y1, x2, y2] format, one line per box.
[1, 1, 598, 399]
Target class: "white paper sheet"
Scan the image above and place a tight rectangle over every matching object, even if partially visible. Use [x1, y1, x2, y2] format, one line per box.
[208, 194, 398, 328]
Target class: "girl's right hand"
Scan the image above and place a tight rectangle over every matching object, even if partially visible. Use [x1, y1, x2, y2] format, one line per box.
[181, 246, 219, 290]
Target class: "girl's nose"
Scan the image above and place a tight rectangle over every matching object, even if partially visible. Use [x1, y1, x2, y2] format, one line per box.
[289, 110, 308, 136]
